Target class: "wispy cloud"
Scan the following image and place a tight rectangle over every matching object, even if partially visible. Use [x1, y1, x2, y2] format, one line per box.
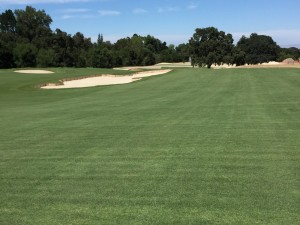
[98, 10, 121, 16]
[60, 14, 96, 19]
[59, 8, 91, 19]
[158, 7, 180, 13]
[187, 3, 198, 10]
[1, 0, 91, 4]
[61, 14, 74, 19]
[61, 8, 90, 13]
[133, 8, 147, 14]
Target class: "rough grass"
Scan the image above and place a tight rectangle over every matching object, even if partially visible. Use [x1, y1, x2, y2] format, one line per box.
[0, 68, 299, 225]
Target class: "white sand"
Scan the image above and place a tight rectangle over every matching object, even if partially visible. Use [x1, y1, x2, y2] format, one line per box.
[261, 61, 280, 65]
[41, 70, 171, 89]
[118, 62, 193, 70]
[211, 64, 236, 69]
[112, 68, 130, 71]
[14, 70, 54, 74]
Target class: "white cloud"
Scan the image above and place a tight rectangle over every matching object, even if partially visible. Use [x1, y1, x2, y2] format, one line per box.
[61, 14, 74, 19]
[1, 0, 91, 4]
[133, 8, 147, 14]
[60, 14, 96, 19]
[187, 4, 198, 10]
[98, 10, 120, 16]
[61, 8, 90, 13]
[158, 7, 180, 13]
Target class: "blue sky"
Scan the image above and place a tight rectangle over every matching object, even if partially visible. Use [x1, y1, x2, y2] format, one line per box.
[1, 0, 300, 47]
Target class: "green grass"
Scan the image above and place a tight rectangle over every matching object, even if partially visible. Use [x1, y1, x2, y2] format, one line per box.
[0, 67, 299, 225]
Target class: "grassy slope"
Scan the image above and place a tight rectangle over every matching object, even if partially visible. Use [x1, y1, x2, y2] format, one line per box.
[0, 68, 299, 225]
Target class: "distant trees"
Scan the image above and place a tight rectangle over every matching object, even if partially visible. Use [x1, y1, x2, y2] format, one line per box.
[13, 43, 37, 67]
[278, 47, 300, 61]
[188, 27, 289, 68]
[92, 33, 117, 68]
[0, 5, 192, 69]
[0, 9, 16, 33]
[114, 34, 173, 66]
[236, 33, 280, 64]
[176, 43, 190, 62]
[0, 38, 14, 68]
[15, 6, 52, 48]
[0, 6, 299, 69]
[189, 27, 234, 68]
[0, 10, 17, 68]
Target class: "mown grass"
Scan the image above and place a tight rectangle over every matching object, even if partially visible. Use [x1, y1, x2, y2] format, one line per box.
[0, 67, 299, 225]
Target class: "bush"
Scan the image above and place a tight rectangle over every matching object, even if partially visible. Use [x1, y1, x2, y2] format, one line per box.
[13, 43, 37, 67]
[36, 48, 55, 67]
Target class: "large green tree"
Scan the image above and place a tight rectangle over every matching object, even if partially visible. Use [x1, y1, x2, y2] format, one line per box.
[176, 43, 190, 62]
[236, 33, 280, 64]
[15, 6, 52, 48]
[0, 38, 14, 68]
[0, 9, 16, 33]
[72, 32, 93, 67]
[189, 27, 234, 68]
[0, 10, 17, 68]
[36, 48, 55, 67]
[51, 29, 75, 67]
[1, 5, 293, 69]
[13, 43, 37, 67]
[278, 47, 300, 61]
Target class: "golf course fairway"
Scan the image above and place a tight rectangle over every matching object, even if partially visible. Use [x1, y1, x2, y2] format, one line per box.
[0, 68, 299, 225]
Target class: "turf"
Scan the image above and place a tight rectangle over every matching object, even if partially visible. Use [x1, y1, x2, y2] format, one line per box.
[0, 67, 299, 225]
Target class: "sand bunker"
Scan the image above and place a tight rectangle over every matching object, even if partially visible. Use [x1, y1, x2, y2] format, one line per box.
[15, 70, 54, 74]
[237, 62, 300, 69]
[114, 62, 193, 70]
[41, 69, 171, 89]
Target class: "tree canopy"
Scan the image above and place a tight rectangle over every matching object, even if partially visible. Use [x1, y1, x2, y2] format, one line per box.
[236, 33, 280, 64]
[0, 6, 299, 69]
[189, 27, 234, 68]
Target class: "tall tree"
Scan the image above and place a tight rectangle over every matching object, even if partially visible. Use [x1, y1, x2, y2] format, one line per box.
[236, 33, 280, 64]
[0, 10, 17, 68]
[52, 29, 74, 67]
[72, 32, 93, 67]
[0, 9, 16, 33]
[0, 38, 14, 68]
[176, 43, 190, 62]
[189, 27, 234, 68]
[13, 43, 37, 67]
[278, 47, 300, 61]
[15, 6, 52, 47]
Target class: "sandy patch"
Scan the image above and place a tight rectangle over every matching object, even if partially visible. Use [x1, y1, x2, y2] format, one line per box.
[113, 68, 130, 71]
[117, 62, 192, 70]
[212, 64, 236, 69]
[41, 69, 172, 89]
[261, 61, 280, 65]
[14, 70, 54, 74]
[237, 63, 300, 69]
[212, 61, 300, 69]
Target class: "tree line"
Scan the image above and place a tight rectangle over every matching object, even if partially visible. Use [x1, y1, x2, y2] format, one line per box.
[0, 6, 299, 69]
